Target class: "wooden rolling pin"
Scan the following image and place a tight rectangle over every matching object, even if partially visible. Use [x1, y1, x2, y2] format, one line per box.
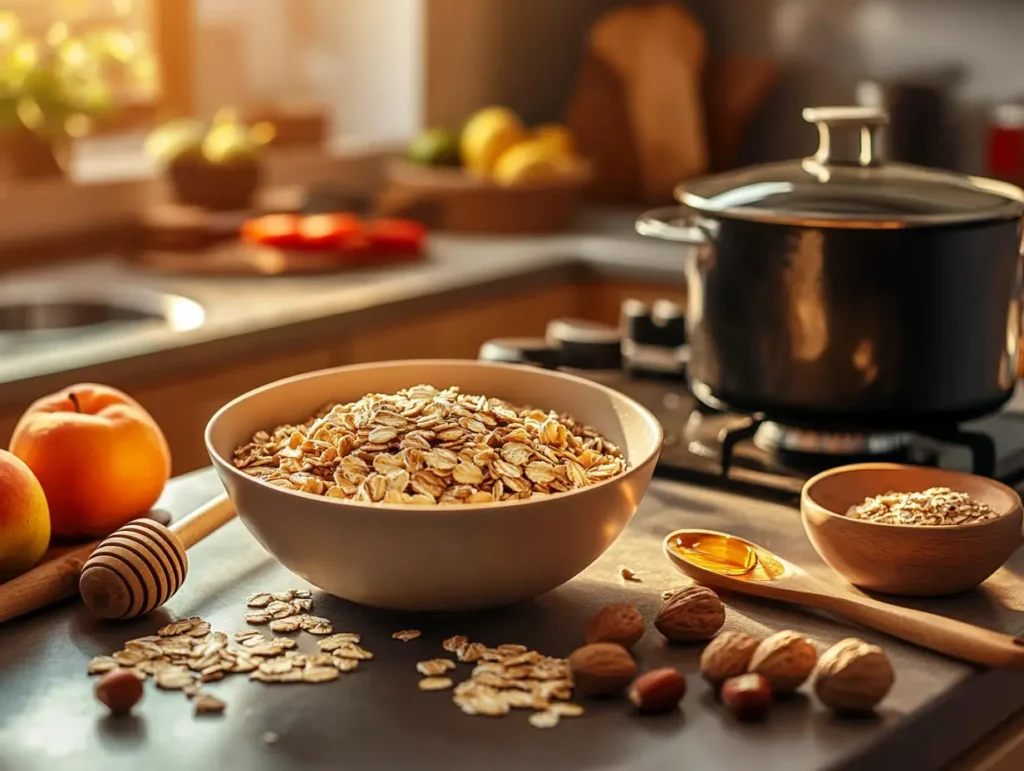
[0, 495, 235, 624]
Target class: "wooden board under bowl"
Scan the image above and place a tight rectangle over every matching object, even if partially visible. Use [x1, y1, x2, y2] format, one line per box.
[377, 160, 591, 234]
[129, 240, 425, 277]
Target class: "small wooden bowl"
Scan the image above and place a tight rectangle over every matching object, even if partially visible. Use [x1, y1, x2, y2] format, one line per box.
[801, 463, 1023, 596]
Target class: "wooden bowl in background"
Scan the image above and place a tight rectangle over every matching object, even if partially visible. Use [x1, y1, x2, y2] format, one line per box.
[801, 463, 1023, 596]
[167, 156, 263, 212]
[377, 160, 591, 234]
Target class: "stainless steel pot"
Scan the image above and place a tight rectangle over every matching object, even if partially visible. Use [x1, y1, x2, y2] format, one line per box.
[638, 106, 1024, 431]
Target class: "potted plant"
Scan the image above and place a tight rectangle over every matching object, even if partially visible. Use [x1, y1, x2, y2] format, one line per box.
[146, 109, 275, 211]
[0, 11, 157, 180]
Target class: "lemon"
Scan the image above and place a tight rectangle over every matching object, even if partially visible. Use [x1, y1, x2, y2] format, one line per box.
[460, 106, 525, 177]
[532, 124, 576, 158]
[492, 139, 569, 186]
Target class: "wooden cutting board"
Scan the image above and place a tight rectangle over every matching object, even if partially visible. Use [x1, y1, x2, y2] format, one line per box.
[567, 2, 709, 204]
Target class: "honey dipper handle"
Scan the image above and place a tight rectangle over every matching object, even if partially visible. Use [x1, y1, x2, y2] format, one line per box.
[169, 494, 235, 549]
[813, 590, 1024, 669]
[0, 541, 98, 624]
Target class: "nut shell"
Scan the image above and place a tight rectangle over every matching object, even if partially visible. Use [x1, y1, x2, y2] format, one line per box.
[629, 667, 687, 712]
[95, 668, 144, 716]
[655, 585, 726, 642]
[700, 631, 759, 685]
[585, 603, 645, 649]
[569, 642, 638, 697]
[813, 638, 894, 713]
[748, 630, 817, 693]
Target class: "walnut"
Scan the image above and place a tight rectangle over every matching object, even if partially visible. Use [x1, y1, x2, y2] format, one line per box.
[568, 643, 637, 696]
[585, 603, 645, 649]
[655, 586, 726, 642]
[700, 631, 760, 685]
[813, 638, 895, 713]
[748, 630, 817, 693]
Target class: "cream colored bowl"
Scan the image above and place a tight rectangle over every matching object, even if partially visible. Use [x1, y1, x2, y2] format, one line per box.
[206, 360, 663, 612]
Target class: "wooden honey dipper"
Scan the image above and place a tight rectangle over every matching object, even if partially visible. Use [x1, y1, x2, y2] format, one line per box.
[0, 495, 235, 624]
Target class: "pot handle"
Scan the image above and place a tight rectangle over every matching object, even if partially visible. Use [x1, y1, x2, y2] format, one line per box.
[636, 207, 710, 244]
[803, 106, 889, 167]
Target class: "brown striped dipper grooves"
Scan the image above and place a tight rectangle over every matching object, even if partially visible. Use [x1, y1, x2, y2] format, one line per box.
[79, 495, 235, 619]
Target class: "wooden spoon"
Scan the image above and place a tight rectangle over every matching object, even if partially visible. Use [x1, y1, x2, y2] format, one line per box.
[664, 528, 1024, 669]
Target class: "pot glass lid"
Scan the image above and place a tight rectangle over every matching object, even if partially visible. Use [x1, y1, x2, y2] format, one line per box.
[676, 107, 1024, 228]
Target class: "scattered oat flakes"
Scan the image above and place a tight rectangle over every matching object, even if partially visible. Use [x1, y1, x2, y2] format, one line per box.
[194, 693, 226, 715]
[246, 592, 273, 608]
[619, 565, 641, 582]
[303, 666, 340, 683]
[156, 667, 195, 690]
[245, 611, 272, 625]
[332, 643, 374, 661]
[333, 657, 359, 672]
[318, 633, 362, 650]
[443, 635, 468, 653]
[299, 616, 333, 635]
[458, 642, 487, 663]
[550, 703, 584, 717]
[419, 677, 454, 691]
[417, 659, 456, 676]
[158, 618, 201, 637]
[393, 629, 422, 642]
[269, 617, 301, 633]
[529, 711, 560, 729]
[87, 656, 119, 675]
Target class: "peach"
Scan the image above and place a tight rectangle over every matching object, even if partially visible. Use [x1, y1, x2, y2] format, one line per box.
[10, 384, 171, 539]
[0, 449, 50, 582]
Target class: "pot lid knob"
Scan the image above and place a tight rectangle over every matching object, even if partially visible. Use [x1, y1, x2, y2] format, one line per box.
[802, 106, 889, 167]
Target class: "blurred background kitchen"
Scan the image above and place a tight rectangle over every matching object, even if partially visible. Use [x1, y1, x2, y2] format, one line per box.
[2, 0, 1024, 475]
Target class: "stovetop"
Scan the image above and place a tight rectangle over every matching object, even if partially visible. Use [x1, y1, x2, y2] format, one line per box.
[595, 372, 1024, 502]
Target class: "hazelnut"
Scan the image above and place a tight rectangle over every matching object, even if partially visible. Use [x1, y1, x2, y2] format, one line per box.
[700, 631, 760, 686]
[813, 638, 895, 714]
[655, 585, 726, 642]
[95, 668, 143, 716]
[748, 630, 817, 694]
[568, 642, 638, 697]
[721, 673, 773, 721]
[586, 603, 645, 649]
[628, 667, 687, 713]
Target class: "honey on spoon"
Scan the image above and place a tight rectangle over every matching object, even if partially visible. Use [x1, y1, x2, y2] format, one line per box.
[669, 532, 758, 576]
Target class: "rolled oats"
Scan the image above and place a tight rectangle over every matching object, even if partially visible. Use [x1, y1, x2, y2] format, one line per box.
[392, 629, 422, 642]
[194, 693, 226, 715]
[419, 677, 455, 691]
[846, 487, 998, 526]
[417, 659, 457, 676]
[232, 385, 626, 505]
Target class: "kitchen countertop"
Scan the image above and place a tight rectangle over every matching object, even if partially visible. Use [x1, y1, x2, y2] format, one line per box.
[2, 468, 1022, 771]
[0, 209, 683, 408]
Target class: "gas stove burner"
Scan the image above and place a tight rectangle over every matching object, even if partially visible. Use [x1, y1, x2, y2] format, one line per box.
[752, 421, 912, 457]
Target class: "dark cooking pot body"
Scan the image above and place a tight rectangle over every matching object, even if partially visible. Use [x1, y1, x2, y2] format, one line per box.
[686, 215, 1021, 430]
[639, 106, 1024, 431]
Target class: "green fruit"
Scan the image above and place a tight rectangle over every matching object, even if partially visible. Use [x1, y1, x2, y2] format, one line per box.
[145, 118, 204, 164]
[202, 122, 260, 165]
[406, 127, 460, 167]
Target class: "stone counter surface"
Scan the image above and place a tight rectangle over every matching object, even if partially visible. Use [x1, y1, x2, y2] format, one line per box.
[1, 469, 1022, 771]
[0, 209, 683, 408]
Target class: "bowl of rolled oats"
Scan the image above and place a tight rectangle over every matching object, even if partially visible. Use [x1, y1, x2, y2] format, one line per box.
[206, 360, 663, 611]
[801, 463, 1023, 596]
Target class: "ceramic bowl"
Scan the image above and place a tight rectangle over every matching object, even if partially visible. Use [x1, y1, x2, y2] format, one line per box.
[206, 360, 663, 612]
[801, 463, 1023, 596]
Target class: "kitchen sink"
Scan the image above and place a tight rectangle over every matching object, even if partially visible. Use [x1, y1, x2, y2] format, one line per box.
[0, 284, 205, 348]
